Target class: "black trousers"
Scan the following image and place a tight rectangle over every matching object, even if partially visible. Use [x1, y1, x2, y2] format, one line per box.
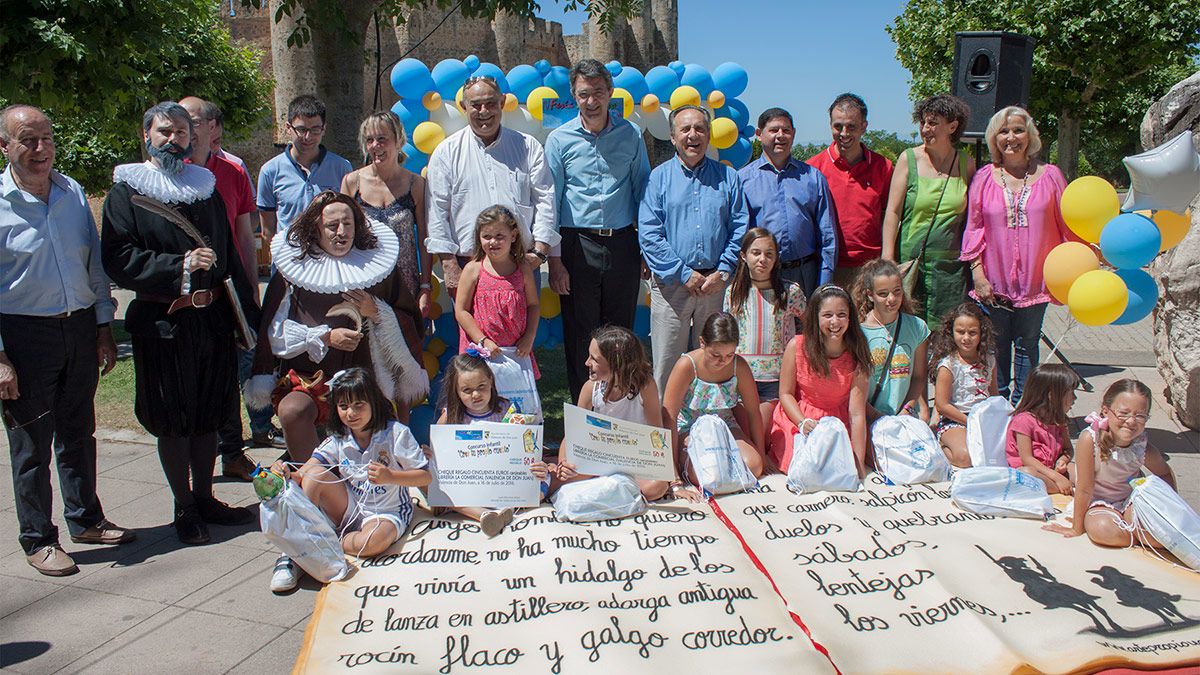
[1, 309, 106, 554]
[781, 252, 822, 300]
[559, 226, 642, 400]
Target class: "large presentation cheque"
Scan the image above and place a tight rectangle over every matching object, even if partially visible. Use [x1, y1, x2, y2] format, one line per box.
[562, 404, 676, 482]
[428, 422, 543, 508]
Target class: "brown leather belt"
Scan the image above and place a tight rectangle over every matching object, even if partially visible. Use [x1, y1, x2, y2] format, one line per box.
[138, 286, 224, 314]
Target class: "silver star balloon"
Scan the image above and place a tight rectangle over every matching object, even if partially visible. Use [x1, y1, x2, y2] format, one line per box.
[1121, 132, 1200, 213]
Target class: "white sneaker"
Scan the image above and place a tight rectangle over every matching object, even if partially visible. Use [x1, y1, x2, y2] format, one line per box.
[270, 554, 302, 593]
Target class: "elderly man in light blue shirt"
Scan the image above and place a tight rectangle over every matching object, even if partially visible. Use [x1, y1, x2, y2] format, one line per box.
[638, 105, 748, 392]
[0, 104, 133, 577]
[545, 59, 651, 399]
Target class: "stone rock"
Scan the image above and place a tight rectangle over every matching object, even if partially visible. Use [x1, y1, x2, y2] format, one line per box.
[1144, 73, 1200, 430]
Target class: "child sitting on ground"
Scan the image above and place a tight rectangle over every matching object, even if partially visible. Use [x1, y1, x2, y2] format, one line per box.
[1005, 363, 1077, 495]
[929, 302, 998, 467]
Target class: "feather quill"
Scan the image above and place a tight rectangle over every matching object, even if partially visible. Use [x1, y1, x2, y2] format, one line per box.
[131, 194, 209, 249]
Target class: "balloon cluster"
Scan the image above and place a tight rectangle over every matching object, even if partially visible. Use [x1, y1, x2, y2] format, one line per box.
[1045, 133, 1198, 327]
[389, 56, 756, 174]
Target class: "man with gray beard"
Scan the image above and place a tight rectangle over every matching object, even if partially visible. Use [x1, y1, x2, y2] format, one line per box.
[101, 101, 260, 545]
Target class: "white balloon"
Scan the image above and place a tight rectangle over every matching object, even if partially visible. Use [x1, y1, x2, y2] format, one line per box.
[1122, 132, 1200, 213]
[431, 102, 467, 136]
[643, 107, 671, 141]
[627, 111, 643, 134]
[705, 143, 719, 160]
[502, 107, 541, 137]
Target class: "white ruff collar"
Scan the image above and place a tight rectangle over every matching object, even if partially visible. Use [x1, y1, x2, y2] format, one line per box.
[272, 219, 400, 293]
[113, 161, 215, 204]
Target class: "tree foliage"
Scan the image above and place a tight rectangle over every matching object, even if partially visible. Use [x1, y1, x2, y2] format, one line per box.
[886, 0, 1200, 182]
[0, 0, 272, 192]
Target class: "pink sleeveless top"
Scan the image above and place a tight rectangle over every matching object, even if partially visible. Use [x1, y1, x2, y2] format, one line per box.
[460, 263, 539, 377]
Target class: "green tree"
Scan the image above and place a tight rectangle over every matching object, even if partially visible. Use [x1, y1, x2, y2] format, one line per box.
[0, 0, 272, 192]
[886, 0, 1200, 181]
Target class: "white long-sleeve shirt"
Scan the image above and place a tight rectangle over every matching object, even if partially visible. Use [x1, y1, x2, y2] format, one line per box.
[424, 127, 558, 257]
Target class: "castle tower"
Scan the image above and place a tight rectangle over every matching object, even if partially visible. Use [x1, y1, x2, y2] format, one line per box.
[625, 8, 656, 71]
[650, 0, 678, 63]
[585, 13, 623, 63]
[493, 10, 528, 70]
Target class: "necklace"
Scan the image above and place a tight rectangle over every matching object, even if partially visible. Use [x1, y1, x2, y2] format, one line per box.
[868, 310, 897, 344]
[1000, 164, 1031, 229]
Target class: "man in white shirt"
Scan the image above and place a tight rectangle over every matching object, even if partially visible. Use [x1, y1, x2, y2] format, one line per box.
[425, 76, 557, 295]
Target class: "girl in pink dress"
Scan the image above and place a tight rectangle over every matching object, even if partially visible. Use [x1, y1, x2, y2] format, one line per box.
[454, 205, 540, 377]
[769, 286, 872, 475]
[1004, 363, 1078, 495]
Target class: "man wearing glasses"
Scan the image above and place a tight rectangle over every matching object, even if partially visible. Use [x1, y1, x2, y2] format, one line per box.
[257, 95, 353, 243]
[425, 77, 557, 295]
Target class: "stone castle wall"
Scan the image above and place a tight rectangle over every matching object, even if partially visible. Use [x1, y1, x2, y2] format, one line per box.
[218, 1, 677, 176]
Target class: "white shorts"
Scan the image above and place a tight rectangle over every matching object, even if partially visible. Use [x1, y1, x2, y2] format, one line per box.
[337, 484, 411, 545]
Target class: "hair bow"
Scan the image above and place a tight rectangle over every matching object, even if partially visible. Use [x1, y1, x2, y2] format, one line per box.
[1084, 411, 1108, 432]
[465, 343, 488, 359]
[327, 369, 349, 387]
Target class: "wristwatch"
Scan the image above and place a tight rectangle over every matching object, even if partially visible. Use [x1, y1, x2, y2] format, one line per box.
[533, 250, 549, 263]
[718, 271, 730, 282]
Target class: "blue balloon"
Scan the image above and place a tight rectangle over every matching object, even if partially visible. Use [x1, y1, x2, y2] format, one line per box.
[391, 99, 429, 129]
[712, 62, 749, 98]
[409, 405, 437, 445]
[535, 59, 551, 75]
[506, 64, 543, 102]
[612, 66, 648, 101]
[740, 124, 755, 138]
[431, 58, 470, 99]
[1099, 212, 1162, 269]
[680, 63, 715, 98]
[463, 54, 481, 71]
[534, 320, 550, 348]
[390, 58, 435, 99]
[645, 65, 680, 102]
[544, 66, 570, 96]
[402, 142, 428, 173]
[668, 60, 685, 76]
[719, 137, 752, 168]
[470, 62, 509, 94]
[633, 305, 650, 338]
[1113, 268, 1157, 325]
[605, 60, 622, 76]
[723, 98, 750, 129]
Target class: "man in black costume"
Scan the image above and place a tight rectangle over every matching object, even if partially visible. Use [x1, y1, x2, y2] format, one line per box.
[101, 101, 260, 545]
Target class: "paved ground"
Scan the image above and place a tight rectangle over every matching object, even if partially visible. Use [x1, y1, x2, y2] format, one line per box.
[1, 302, 1195, 674]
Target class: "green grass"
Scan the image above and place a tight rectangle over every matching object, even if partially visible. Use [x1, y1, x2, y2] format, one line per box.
[95, 322, 576, 442]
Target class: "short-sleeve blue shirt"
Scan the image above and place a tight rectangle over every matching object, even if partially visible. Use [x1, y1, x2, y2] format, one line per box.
[256, 145, 352, 231]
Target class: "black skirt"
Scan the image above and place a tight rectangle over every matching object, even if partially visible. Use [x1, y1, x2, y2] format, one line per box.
[129, 300, 237, 438]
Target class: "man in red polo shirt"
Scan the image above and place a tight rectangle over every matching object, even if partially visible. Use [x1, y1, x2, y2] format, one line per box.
[807, 93, 893, 289]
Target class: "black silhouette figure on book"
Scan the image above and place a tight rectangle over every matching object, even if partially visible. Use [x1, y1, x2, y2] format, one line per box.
[1089, 566, 1196, 629]
[978, 545, 1124, 636]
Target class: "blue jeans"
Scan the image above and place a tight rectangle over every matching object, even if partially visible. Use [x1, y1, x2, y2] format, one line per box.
[987, 301, 1047, 405]
[217, 347, 274, 457]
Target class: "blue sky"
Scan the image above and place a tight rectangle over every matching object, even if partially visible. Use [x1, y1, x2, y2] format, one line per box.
[537, 1, 918, 144]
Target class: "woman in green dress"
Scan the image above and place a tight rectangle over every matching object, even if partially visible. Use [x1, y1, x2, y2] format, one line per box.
[882, 95, 976, 325]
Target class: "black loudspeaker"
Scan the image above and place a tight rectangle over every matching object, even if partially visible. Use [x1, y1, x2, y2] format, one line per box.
[951, 31, 1035, 139]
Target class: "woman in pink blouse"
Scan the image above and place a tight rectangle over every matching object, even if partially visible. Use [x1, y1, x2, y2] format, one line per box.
[961, 106, 1076, 404]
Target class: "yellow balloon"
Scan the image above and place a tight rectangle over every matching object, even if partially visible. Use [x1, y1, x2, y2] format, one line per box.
[641, 94, 660, 113]
[422, 351, 440, 379]
[1060, 176, 1120, 243]
[1154, 209, 1191, 251]
[708, 90, 725, 109]
[503, 92, 518, 113]
[426, 337, 447, 358]
[539, 286, 561, 319]
[612, 87, 634, 119]
[669, 85, 701, 109]
[421, 91, 442, 111]
[429, 275, 441, 301]
[420, 166, 428, 178]
[428, 302, 443, 320]
[527, 86, 559, 121]
[1043, 241, 1099, 304]
[710, 117, 738, 150]
[412, 121, 445, 155]
[1067, 269, 1128, 326]
[455, 86, 464, 108]
[720, 159, 733, 167]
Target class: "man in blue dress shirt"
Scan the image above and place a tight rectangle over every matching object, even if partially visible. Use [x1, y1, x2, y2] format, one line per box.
[0, 105, 134, 576]
[639, 105, 749, 392]
[739, 107, 837, 298]
[546, 59, 651, 400]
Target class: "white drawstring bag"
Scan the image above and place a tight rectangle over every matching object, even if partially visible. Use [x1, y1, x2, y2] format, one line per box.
[787, 416, 860, 494]
[260, 480, 350, 582]
[966, 396, 1013, 468]
[872, 415, 951, 485]
[487, 347, 542, 423]
[949, 466, 1053, 519]
[686, 415, 758, 496]
[552, 474, 647, 522]
[1129, 474, 1200, 571]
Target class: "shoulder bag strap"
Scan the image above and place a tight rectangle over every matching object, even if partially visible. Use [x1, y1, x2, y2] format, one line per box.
[870, 313, 904, 406]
